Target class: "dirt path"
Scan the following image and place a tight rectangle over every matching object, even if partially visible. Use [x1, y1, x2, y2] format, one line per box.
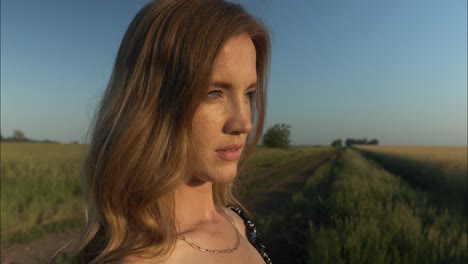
[1, 155, 332, 264]
[1, 231, 78, 264]
[243, 155, 332, 219]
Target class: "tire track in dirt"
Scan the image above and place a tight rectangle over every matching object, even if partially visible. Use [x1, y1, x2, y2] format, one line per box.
[243, 153, 335, 219]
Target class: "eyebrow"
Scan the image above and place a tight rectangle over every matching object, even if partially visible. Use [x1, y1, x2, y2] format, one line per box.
[211, 80, 257, 90]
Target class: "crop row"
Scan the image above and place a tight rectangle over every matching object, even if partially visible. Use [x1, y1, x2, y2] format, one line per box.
[258, 149, 467, 264]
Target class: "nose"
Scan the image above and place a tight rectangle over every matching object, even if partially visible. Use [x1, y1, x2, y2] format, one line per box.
[223, 100, 253, 135]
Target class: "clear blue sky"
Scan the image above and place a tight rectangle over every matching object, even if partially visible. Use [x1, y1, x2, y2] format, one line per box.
[1, 0, 467, 146]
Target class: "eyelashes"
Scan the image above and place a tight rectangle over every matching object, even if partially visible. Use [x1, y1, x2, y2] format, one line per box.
[207, 90, 256, 101]
[246, 90, 256, 101]
[207, 90, 223, 99]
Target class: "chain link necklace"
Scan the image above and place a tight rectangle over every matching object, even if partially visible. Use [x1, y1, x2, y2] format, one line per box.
[178, 211, 241, 254]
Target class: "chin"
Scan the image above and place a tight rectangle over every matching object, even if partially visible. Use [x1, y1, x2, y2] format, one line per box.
[224, 162, 240, 180]
[217, 174, 237, 183]
[210, 165, 238, 183]
[212, 168, 238, 183]
[190, 173, 235, 185]
[191, 161, 239, 184]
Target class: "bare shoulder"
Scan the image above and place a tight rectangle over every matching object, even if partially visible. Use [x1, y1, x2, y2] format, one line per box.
[222, 206, 247, 237]
[120, 255, 182, 264]
[120, 255, 152, 264]
[119, 243, 188, 264]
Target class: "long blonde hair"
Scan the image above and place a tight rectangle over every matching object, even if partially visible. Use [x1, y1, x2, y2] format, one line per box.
[74, 0, 270, 262]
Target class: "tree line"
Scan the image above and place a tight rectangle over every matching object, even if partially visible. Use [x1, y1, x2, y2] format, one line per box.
[0, 130, 60, 143]
[331, 138, 379, 148]
[243, 124, 381, 149]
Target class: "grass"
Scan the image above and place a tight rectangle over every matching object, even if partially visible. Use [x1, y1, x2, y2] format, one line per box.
[238, 146, 334, 181]
[258, 149, 467, 264]
[238, 152, 333, 200]
[354, 145, 468, 213]
[6, 143, 465, 263]
[1, 143, 86, 247]
[237, 146, 336, 197]
[0, 142, 332, 248]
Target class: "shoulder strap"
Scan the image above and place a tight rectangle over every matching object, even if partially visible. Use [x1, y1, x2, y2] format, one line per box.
[228, 206, 273, 264]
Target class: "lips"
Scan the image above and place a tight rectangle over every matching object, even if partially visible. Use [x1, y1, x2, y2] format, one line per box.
[215, 144, 243, 161]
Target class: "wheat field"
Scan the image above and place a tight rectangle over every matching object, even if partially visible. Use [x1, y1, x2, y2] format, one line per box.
[354, 145, 467, 167]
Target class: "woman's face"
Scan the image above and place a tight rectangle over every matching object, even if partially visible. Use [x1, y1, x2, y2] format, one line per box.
[190, 34, 257, 184]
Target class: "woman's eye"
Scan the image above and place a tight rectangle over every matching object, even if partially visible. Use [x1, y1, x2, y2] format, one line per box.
[208, 90, 222, 99]
[246, 90, 256, 101]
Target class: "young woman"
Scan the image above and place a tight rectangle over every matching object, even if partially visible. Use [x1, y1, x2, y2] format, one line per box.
[74, 0, 271, 263]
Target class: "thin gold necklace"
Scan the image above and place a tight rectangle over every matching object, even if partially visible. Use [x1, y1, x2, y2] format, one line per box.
[178, 211, 241, 254]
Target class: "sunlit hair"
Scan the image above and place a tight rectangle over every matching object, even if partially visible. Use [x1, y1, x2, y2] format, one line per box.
[74, 0, 270, 263]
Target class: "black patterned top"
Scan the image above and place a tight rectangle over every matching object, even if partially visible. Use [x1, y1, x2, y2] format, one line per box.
[228, 206, 273, 264]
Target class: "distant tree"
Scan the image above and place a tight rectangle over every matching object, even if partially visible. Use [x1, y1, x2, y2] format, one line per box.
[0, 130, 3, 142]
[355, 138, 368, 144]
[345, 137, 379, 147]
[331, 139, 343, 147]
[13, 130, 26, 141]
[42, 139, 59, 144]
[262, 123, 291, 148]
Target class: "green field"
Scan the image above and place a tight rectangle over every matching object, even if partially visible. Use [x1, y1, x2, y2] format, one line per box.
[258, 148, 467, 263]
[0, 142, 333, 248]
[4, 142, 466, 263]
[1, 143, 86, 244]
[354, 145, 468, 213]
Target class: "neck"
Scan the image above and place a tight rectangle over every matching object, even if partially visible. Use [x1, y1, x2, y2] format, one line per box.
[174, 178, 223, 233]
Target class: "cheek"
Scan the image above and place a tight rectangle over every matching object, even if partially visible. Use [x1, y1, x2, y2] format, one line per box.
[192, 111, 222, 148]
